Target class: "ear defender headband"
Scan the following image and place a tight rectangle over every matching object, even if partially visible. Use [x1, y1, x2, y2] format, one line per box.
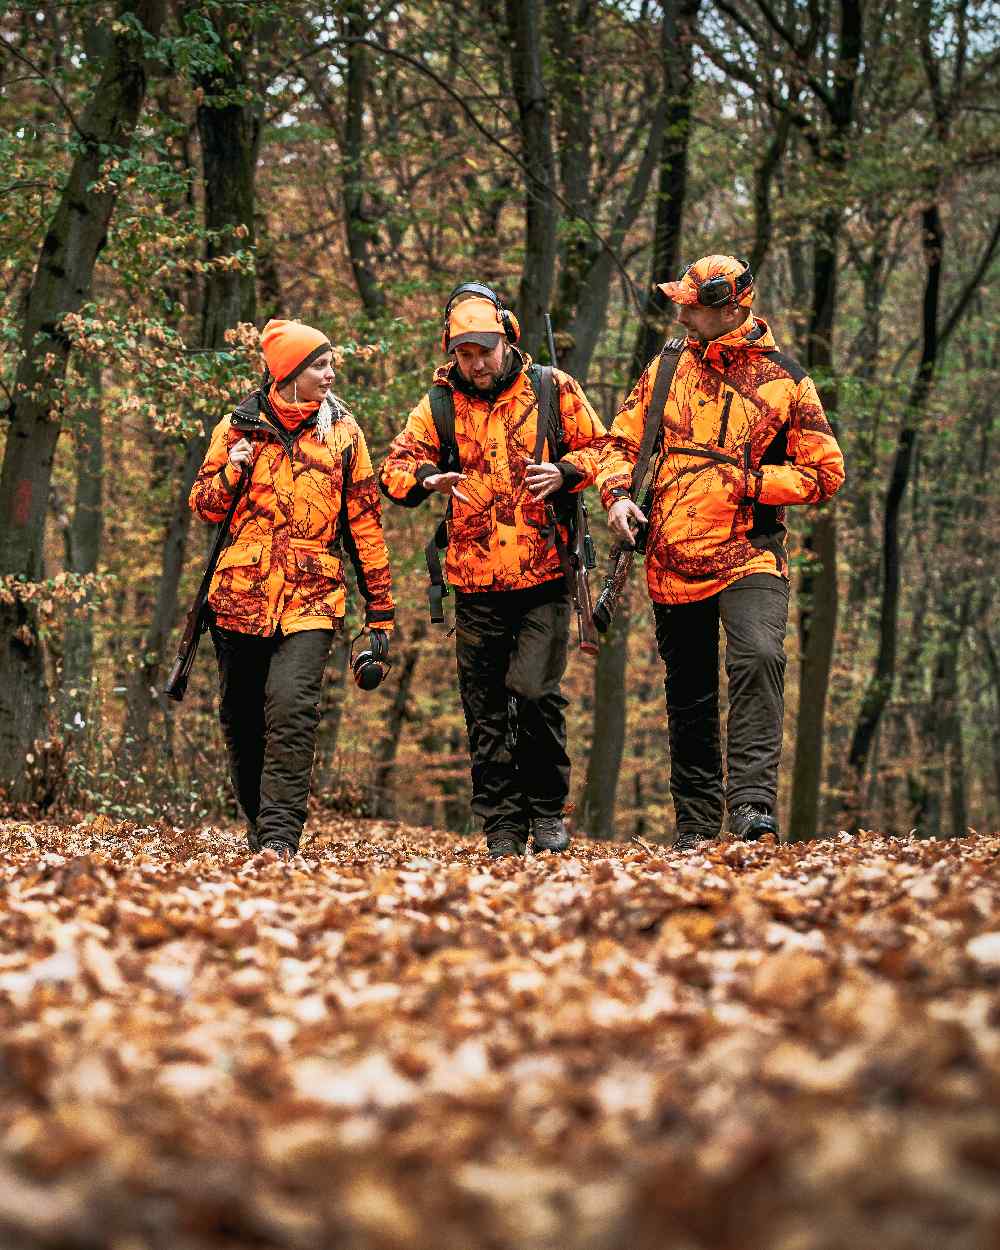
[440, 281, 520, 352]
[350, 628, 391, 692]
[684, 257, 754, 308]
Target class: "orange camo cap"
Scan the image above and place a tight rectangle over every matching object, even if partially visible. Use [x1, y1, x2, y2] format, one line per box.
[658, 255, 755, 307]
[446, 296, 508, 350]
[261, 319, 332, 385]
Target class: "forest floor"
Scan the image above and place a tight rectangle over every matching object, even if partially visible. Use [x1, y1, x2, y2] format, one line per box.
[0, 817, 998, 1250]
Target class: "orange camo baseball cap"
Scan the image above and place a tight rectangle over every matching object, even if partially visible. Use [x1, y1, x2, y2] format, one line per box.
[658, 255, 755, 307]
[445, 296, 510, 350]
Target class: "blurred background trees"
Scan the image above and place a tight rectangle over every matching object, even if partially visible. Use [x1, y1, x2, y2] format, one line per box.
[1, 0, 997, 837]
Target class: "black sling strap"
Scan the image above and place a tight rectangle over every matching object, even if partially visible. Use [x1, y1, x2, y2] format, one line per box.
[629, 337, 685, 502]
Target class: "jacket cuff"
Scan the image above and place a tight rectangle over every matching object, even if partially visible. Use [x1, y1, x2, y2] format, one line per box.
[365, 607, 396, 629]
[555, 459, 585, 492]
[219, 462, 241, 493]
[414, 463, 439, 486]
[603, 484, 631, 510]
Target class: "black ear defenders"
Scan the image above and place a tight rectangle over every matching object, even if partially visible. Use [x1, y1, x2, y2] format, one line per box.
[680, 257, 754, 307]
[441, 281, 520, 351]
[350, 628, 391, 691]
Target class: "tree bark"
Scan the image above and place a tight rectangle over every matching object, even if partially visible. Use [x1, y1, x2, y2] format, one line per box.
[370, 617, 428, 819]
[340, 3, 387, 321]
[579, 0, 699, 840]
[578, 582, 630, 838]
[60, 362, 104, 728]
[119, 3, 259, 765]
[786, 0, 861, 840]
[505, 0, 559, 356]
[0, 0, 166, 802]
[629, 0, 701, 381]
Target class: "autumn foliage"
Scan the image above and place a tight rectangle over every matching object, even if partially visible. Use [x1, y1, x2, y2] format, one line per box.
[1, 817, 999, 1249]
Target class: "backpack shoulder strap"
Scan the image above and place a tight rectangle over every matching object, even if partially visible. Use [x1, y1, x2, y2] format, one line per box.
[631, 337, 684, 498]
[428, 384, 458, 473]
[528, 364, 563, 463]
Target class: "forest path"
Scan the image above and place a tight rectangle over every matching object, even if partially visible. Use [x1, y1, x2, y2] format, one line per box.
[1, 818, 998, 1250]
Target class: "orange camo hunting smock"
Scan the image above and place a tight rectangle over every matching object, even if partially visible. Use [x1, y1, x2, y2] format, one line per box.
[596, 316, 845, 604]
[378, 355, 606, 592]
[190, 391, 394, 635]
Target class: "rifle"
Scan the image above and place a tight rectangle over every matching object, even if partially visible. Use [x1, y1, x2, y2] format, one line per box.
[592, 337, 685, 634]
[164, 465, 249, 702]
[542, 314, 598, 657]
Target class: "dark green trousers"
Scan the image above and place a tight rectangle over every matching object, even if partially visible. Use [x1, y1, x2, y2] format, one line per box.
[652, 573, 789, 837]
[455, 579, 571, 845]
[210, 624, 334, 852]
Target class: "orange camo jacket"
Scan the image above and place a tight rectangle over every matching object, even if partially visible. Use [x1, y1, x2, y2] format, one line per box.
[189, 396, 394, 636]
[378, 355, 606, 593]
[597, 316, 846, 604]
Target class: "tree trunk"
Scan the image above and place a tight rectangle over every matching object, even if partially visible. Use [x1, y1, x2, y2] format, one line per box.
[578, 583, 630, 838]
[60, 363, 104, 728]
[786, 0, 861, 840]
[370, 617, 428, 819]
[119, 4, 259, 766]
[505, 0, 558, 355]
[842, 204, 943, 826]
[339, 3, 386, 321]
[579, 0, 699, 840]
[629, 0, 701, 381]
[0, 0, 166, 801]
[787, 202, 844, 841]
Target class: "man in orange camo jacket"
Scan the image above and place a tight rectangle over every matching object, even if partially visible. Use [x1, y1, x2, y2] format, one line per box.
[598, 256, 845, 849]
[379, 284, 605, 859]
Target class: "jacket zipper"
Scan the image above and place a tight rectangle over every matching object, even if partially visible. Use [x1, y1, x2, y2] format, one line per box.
[717, 391, 734, 447]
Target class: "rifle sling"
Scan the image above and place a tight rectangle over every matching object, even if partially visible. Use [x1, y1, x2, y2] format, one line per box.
[630, 340, 684, 502]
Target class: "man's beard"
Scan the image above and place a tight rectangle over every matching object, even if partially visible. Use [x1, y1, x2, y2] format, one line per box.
[468, 349, 508, 388]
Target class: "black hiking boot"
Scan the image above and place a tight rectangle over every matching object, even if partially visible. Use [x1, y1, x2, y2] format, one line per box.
[488, 835, 527, 861]
[729, 803, 779, 842]
[261, 838, 293, 859]
[530, 817, 570, 853]
[673, 829, 713, 852]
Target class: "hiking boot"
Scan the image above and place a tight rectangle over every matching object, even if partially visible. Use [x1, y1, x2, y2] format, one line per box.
[729, 803, 778, 842]
[488, 835, 526, 860]
[531, 817, 570, 853]
[261, 837, 293, 859]
[673, 829, 713, 852]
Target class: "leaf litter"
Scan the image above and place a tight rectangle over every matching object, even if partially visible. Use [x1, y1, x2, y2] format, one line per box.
[0, 817, 998, 1250]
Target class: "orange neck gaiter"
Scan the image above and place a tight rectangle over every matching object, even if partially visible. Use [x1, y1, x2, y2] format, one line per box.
[267, 382, 320, 432]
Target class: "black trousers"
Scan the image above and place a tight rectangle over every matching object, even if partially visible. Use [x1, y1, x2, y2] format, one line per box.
[210, 624, 334, 852]
[652, 573, 789, 837]
[455, 579, 571, 843]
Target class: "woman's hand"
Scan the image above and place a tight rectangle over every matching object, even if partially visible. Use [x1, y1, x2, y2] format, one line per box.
[228, 438, 253, 469]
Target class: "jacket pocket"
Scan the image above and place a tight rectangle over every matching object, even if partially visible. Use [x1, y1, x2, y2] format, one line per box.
[210, 541, 267, 614]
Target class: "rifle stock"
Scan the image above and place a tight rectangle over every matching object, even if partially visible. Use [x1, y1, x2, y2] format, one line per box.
[163, 464, 249, 704]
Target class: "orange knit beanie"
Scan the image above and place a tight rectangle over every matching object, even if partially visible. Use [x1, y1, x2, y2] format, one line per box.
[260, 319, 332, 385]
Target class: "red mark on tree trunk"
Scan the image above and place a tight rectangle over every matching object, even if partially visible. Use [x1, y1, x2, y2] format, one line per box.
[12, 480, 32, 526]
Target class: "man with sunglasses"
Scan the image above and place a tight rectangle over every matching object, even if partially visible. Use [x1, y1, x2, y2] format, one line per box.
[597, 255, 845, 848]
